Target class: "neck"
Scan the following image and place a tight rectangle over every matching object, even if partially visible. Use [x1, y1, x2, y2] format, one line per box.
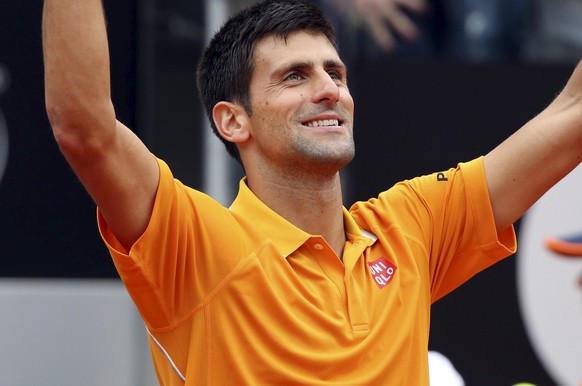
[247, 171, 346, 257]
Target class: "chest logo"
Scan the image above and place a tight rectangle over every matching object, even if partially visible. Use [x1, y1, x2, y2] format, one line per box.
[368, 257, 397, 289]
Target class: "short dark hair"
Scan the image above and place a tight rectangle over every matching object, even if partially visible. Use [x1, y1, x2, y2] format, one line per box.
[196, 0, 338, 165]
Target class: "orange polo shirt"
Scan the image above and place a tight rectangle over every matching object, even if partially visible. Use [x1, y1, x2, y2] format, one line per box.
[98, 156, 515, 385]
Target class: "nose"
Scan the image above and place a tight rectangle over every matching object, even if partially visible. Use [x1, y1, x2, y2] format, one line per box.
[313, 71, 340, 104]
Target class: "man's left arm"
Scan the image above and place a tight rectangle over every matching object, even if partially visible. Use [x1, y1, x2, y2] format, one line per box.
[484, 60, 582, 232]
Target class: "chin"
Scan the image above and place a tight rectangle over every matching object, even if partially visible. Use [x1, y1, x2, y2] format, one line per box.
[313, 151, 354, 172]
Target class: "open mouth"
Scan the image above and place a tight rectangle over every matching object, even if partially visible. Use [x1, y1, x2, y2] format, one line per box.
[303, 119, 341, 128]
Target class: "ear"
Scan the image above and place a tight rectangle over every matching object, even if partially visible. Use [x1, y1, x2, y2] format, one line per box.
[212, 101, 250, 144]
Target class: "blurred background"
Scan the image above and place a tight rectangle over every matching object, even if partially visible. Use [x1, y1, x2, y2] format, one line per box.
[1, 0, 581, 385]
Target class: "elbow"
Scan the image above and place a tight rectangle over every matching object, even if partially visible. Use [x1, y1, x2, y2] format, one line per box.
[46, 104, 68, 145]
[46, 100, 116, 158]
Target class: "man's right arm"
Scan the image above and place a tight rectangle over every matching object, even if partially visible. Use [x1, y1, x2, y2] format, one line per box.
[43, 0, 160, 250]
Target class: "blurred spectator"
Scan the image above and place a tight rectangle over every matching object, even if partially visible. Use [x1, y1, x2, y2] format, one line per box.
[320, 0, 534, 62]
[319, 0, 443, 60]
[443, 0, 532, 61]
[223, 0, 582, 63]
[320, 0, 430, 52]
[524, 0, 582, 62]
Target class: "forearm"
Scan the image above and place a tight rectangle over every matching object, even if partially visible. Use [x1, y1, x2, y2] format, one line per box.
[484, 61, 582, 231]
[43, 0, 115, 147]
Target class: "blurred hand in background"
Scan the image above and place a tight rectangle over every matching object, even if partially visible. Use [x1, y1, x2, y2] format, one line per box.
[322, 0, 429, 51]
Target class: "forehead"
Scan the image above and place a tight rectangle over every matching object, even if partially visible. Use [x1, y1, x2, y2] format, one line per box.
[252, 31, 341, 69]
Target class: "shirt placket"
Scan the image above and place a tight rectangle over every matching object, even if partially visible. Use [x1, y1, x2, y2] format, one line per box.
[343, 238, 373, 336]
[308, 235, 372, 336]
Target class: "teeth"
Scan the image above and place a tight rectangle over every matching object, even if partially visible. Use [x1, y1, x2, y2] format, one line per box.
[305, 119, 339, 127]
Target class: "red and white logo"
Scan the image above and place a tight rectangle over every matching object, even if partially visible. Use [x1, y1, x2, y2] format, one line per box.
[368, 257, 397, 289]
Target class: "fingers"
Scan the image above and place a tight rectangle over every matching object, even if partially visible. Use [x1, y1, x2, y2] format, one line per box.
[352, 0, 426, 51]
[365, 15, 398, 51]
[394, 0, 429, 13]
[380, 1, 422, 41]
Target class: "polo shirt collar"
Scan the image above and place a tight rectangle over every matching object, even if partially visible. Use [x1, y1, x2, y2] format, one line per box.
[229, 178, 311, 258]
[343, 206, 378, 244]
[229, 178, 377, 258]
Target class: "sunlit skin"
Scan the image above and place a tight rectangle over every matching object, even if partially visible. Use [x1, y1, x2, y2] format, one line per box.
[213, 31, 355, 257]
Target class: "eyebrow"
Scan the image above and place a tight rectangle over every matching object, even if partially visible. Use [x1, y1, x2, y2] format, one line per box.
[272, 59, 347, 79]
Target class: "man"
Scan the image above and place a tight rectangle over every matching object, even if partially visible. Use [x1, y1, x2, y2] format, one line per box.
[42, 0, 581, 384]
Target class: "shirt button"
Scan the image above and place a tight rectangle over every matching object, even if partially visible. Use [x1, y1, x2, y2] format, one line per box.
[314, 243, 324, 250]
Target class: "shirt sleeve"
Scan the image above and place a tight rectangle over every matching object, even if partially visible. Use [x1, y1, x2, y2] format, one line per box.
[97, 157, 243, 330]
[420, 157, 516, 301]
[351, 157, 516, 302]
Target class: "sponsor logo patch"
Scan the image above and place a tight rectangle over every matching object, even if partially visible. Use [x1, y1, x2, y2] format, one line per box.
[368, 257, 397, 289]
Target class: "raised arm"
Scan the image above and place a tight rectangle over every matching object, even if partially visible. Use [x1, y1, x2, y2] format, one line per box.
[484, 60, 582, 232]
[43, 0, 159, 250]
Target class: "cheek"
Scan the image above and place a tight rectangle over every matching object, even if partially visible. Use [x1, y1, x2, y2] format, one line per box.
[342, 91, 354, 109]
[256, 100, 288, 121]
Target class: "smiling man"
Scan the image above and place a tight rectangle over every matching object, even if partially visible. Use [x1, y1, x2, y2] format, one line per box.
[213, 30, 356, 257]
[42, 0, 582, 385]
